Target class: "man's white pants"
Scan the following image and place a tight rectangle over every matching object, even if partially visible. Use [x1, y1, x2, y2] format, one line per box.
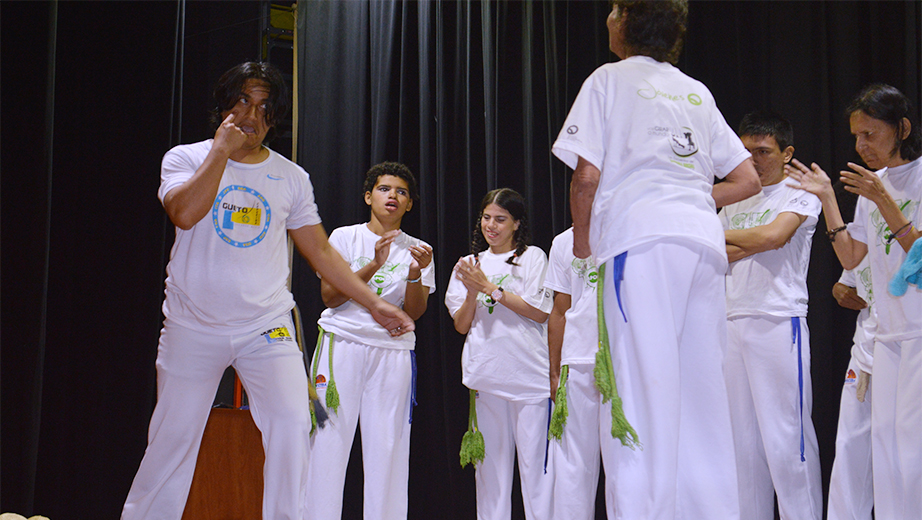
[474, 391, 554, 520]
[305, 334, 413, 520]
[725, 315, 822, 520]
[600, 239, 740, 520]
[871, 337, 922, 520]
[121, 315, 311, 520]
[827, 356, 873, 520]
[552, 364, 601, 520]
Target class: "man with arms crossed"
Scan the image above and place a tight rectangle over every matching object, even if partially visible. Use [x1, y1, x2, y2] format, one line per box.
[719, 111, 822, 520]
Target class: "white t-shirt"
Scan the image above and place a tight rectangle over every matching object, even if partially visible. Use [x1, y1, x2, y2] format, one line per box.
[317, 223, 435, 349]
[847, 157, 922, 342]
[720, 177, 821, 317]
[543, 228, 599, 365]
[838, 258, 876, 373]
[445, 246, 554, 402]
[158, 140, 322, 334]
[552, 56, 751, 265]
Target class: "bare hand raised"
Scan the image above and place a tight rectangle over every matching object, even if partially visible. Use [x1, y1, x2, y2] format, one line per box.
[373, 230, 400, 267]
[785, 158, 833, 198]
[409, 244, 433, 271]
[454, 257, 490, 294]
[840, 162, 889, 205]
[213, 113, 248, 157]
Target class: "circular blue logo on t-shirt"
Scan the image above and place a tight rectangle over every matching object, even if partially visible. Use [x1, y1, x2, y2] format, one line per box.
[212, 185, 271, 248]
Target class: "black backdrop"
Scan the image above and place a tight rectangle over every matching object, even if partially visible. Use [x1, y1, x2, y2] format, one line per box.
[2, 1, 920, 518]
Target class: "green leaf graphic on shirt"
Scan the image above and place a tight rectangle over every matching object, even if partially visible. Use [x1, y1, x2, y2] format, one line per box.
[872, 199, 916, 254]
[479, 273, 511, 313]
[730, 209, 771, 230]
[371, 262, 403, 295]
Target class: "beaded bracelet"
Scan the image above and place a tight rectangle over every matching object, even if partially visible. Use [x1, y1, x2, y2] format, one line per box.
[827, 225, 847, 242]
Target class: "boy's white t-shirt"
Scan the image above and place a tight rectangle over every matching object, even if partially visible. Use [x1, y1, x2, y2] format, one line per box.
[552, 55, 751, 265]
[318, 223, 435, 349]
[543, 228, 599, 365]
[445, 246, 554, 402]
[847, 157, 922, 342]
[719, 177, 821, 317]
[159, 140, 321, 334]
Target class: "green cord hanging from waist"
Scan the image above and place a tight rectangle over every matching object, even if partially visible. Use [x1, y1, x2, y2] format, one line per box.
[459, 389, 485, 467]
[594, 261, 641, 449]
[548, 365, 569, 440]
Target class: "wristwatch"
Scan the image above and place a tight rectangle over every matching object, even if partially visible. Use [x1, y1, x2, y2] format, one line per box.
[490, 286, 504, 302]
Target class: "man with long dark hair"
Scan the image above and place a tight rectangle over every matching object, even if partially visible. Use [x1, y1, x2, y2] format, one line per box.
[121, 62, 413, 520]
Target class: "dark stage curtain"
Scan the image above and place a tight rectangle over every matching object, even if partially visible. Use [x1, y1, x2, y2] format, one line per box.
[294, 2, 921, 519]
[296, 2, 609, 517]
[2, 1, 920, 519]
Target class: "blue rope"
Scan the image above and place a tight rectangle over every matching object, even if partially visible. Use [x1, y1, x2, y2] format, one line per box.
[610, 252, 628, 323]
[792, 317, 805, 462]
[543, 398, 552, 474]
[409, 351, 418, 424]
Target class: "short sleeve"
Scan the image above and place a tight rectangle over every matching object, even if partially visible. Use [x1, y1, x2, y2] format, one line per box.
[708, 114, 751, 180]
[543, 234, 572, 295]
[847, 198, 869, 246]
[286, 168, 322, 229]
[327, 227, 354, 268]
[159, 144, 198, 203]
[779, 189, 822, 227]
[520, 247, 554, 313]
[419, 242, 437, 293]
[444, 255, 472, 317]
[552, 71, 607, 172]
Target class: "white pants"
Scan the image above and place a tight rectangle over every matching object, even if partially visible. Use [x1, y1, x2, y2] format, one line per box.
[600, 240, 740, 520]
[121, 315, 311, 520]
[871, 336, 922, 520]
[305, 334, 413, 520]
[827, 356, 873, 520]
[474, 391, 554, 520]
[552, 364, 602, 520]
[725, 315, 822, 520]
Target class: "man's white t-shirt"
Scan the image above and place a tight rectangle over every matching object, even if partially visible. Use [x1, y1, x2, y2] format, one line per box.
[317, 223, 435, 349]
[720, 177, 821, 317]
[552, 56, 751, 265]
[543, 228, 599, 366]
[159, 140, 321, 335]
[445, 246, 554, 402]
[847, 157, 922, 342]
